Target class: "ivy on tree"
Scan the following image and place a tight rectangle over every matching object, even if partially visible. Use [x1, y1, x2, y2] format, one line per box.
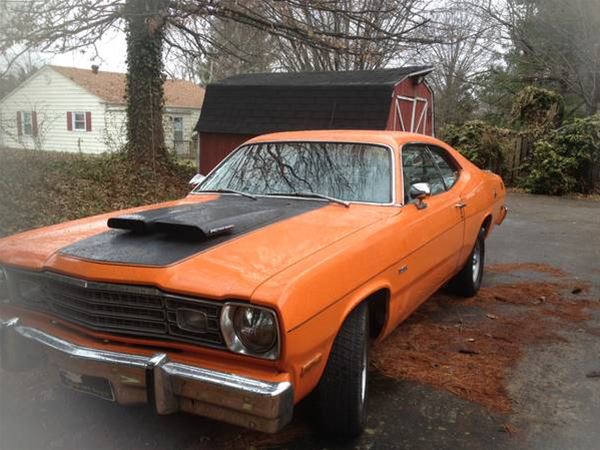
[124, 0, 167, 166]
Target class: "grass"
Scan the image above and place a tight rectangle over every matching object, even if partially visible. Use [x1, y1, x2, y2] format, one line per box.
[0, 148, 196, 238]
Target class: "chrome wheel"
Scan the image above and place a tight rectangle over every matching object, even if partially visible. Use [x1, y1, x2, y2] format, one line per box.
[359, 339, 367, 407]
[472, 239, 481, 284]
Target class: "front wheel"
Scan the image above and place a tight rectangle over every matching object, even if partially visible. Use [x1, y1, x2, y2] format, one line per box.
[449, 228, 485, 297]
[315, 302, 369, 438]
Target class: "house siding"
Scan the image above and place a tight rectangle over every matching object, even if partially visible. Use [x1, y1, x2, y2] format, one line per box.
[103, 106, 128, 153]
[164, 107, 201, 155]
[0, 67, 108, 153]
[0, 66, 202, 155]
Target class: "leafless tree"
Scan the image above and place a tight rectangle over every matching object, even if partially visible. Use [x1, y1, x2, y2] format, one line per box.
[420, 2, 500, 127]
[268, 0, 439, 71]
[0, 0, 443, 162]
[469, 0, 600, 115]
[196, 18, 276, 84]
[162, 0, 443, 76]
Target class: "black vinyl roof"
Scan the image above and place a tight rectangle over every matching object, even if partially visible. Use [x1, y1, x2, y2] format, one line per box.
[195, 66, 433, 135]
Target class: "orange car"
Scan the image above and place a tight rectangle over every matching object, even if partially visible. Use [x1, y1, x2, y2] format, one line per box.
[0, 130, 507, 437]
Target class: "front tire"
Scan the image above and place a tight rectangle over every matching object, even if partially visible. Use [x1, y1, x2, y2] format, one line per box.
[315, 302, 369, 438]
[450, 228, 485, 297]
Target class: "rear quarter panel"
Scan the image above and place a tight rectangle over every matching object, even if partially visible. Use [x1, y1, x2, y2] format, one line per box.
[434, 142, 507, 265]
[458, 168, 506, 263]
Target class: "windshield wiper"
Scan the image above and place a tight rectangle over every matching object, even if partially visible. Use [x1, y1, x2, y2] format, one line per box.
[268, 191, 350, 207]
[197, 189, 257, 200]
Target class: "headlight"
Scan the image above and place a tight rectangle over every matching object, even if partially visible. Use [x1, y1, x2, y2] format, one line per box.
[0, 266, 8, 302]
[220, 303, 279, 360]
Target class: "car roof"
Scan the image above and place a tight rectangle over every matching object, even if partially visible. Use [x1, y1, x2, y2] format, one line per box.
[247, 130, 445, 149]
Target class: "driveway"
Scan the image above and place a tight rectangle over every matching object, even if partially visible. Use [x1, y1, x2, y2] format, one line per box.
[1, 193, 599, 450]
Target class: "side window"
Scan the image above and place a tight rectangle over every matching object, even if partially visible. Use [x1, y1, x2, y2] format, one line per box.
[173, 116, 184, 141]
[428, 145, 460, 190]
[402, 145, 446, 203]
[22, 112, 33, 136]
[73, 112, 86, 130]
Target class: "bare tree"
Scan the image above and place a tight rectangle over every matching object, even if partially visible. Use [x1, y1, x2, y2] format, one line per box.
[196, 18, 276, 84]
[421, 2, 500, 127]
[0, 0, 443, 163]
[268, 0, 438, 71]
[470, 0, 600, 115]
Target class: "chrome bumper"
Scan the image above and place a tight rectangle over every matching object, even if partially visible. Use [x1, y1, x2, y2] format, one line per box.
[0, 317, 293, 433]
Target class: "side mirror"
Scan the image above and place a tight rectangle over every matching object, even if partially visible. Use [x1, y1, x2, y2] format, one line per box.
[189, 173, 205, 189]
[409, 182, 431, 210]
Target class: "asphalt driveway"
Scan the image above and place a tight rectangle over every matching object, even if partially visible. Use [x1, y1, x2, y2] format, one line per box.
[1, 193, 599, 450]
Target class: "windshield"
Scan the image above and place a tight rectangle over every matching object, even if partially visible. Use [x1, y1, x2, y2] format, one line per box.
[196, 142, 393, 204]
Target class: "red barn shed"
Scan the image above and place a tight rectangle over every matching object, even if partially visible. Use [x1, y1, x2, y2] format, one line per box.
[195, 66, 435, 174]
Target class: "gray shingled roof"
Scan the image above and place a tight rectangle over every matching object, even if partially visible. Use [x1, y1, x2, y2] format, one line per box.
[196, 66, 433, 135]
[218, 66, 433, 86]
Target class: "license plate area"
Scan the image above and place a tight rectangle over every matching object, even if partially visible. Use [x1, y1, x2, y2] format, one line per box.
[59, 369, 115, 402]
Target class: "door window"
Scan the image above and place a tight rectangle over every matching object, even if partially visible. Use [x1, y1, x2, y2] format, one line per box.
[402, 145, 446, 203]
[427, 145, 460, 190]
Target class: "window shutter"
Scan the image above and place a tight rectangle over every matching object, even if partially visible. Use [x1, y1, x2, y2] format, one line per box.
[85, 112, 92, 132]
[32, 111, 38, 138]
[16, 111, 22, 137]
[67, 112, 73, 131]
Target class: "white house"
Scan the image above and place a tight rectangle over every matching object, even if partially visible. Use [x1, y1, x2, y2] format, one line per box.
[0, 65, 205, 155]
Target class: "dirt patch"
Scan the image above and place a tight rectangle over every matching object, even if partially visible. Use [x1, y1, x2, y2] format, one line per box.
[371, 266, 600, 413]
[487, 262, 568, 278]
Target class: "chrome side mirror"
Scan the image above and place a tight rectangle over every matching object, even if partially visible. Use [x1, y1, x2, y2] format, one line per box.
[409, 182, 431, 210]
[189, 173, 205, 189]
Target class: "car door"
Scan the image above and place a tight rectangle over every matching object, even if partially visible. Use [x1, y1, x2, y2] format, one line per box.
[392, 143, 465, 317]
[426, 144, 471, 265]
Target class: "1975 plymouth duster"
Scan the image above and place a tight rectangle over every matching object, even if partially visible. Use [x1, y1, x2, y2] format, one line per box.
[0, 130, 507, 437]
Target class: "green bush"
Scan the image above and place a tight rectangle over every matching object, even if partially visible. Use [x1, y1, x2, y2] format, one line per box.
[511, 86, 565, 132]
[442, 88, 599, 195]
[524, 115, 600, 195]
[441, 121, 512, 175]
[524, 140, 578, 195]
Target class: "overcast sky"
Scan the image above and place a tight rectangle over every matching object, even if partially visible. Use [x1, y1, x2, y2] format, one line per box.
[50, 29, 127, 73]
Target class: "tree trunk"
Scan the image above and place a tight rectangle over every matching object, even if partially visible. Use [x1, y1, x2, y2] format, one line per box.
[125, 0, 167, 164]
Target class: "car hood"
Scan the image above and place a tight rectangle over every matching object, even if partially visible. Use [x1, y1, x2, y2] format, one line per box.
[0, 195, 397, 301]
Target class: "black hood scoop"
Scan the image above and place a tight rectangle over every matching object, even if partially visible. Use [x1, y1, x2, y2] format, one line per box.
[60, 195, 325, 267]
[107, 214, 236, 240]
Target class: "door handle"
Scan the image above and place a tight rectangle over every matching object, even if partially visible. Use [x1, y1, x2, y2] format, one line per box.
[455, 202, 467, 209]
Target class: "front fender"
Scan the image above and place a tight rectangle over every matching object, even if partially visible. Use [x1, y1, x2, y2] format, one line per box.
[281, 280, 392, 403]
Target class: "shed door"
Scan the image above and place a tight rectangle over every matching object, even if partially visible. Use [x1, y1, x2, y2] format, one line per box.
[392, 96, 429, 135]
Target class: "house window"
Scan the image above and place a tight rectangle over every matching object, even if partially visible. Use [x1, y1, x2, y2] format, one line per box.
[67, 111, 91, 132]
[173, 116, 184, 142]
[22, 112, 33, 136]
[73, 112, 86, 131]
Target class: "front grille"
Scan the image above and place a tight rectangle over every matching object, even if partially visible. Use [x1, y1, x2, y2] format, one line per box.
[6, 269, 225, 348]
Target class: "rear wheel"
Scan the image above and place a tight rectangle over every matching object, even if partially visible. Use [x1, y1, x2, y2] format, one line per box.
[315, 302, 369, 438]
[450, 228, 485, 297]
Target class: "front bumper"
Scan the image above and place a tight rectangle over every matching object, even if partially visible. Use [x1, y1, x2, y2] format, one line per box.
[0, 317, 293, 433]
